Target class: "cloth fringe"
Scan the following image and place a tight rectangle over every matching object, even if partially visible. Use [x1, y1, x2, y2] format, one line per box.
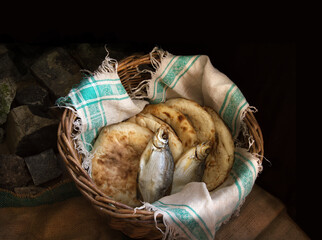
[56, 46, 166, 175]
[129, 47, 169, 100]
[235, 106, 257, 148]
[55, 46, 120, 176]
[92, 46, 118, 80]
[143, 202, 176, 240]
[241, 106, 266, 173]
[55, 98, 94, 176]
[129, 79, 151, 99]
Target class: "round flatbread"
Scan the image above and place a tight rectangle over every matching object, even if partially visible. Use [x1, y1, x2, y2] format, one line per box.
[127, 113, 183, 162]
[165, 98, 216, 143]
[202, 107, 235, 191]
[91, 122, 153, 207]
[142, 103, 198, 150]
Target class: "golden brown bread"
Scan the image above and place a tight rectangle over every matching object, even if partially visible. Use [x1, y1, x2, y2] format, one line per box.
[91, 122, 153, 207]
[202, 107, 235, 191]
[127, 113, 183, 162]
[142, 103, 198, 150]
[91, 99, 235, 203]
[165, 98, 216, 143]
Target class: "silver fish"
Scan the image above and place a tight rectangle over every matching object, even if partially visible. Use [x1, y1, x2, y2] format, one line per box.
[171, 141, 212, 194]
[138, 126, 174, 203]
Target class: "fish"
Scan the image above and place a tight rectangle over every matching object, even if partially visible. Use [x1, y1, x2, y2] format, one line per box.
[171, 141, 213, 194]
[138, 126, 174, 203]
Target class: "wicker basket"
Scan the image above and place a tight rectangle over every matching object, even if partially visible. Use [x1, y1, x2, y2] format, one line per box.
[57, 53, 264, 239]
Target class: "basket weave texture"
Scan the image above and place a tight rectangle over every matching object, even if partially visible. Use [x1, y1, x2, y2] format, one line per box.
[57, 53, 264, 239]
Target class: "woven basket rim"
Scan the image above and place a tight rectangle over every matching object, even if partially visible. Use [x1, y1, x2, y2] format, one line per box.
[57, 53, 264, 239]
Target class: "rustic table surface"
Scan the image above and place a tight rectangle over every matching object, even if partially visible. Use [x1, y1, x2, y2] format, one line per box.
[0, 184, 309, 240]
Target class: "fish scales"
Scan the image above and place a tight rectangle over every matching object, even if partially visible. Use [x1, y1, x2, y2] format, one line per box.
[138, 126, 174, 203]
[171, 141, 212, 194]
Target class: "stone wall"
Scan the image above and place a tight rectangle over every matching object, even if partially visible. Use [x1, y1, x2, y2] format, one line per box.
[0, 43, 136, 196]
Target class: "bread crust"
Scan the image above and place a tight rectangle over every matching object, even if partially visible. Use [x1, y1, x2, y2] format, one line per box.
[165, 98, 216, 143]
[128, 113, 183, 162]
[91, 122, 153, 207]
[202, 107, 235, 191]
[142, 103, 198, 150]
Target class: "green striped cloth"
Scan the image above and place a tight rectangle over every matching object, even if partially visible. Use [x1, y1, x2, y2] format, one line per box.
[57, 48, 262, 239]
[146, 52, 249, 139]
[56, 57, 148, 173]
[147, 148, 260, 240]
[142, 49, 262, 239]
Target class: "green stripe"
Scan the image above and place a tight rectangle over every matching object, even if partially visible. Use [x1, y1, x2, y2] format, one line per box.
[219, 84, 236, 116]
[215, 148, 257, 231]
[88, 77, 121, 82]
[151, 56, 177, 100]
[88, 102, 103, 130]
[215, 170, 242, 231]
[235, 152, 257, 174]
[75, 91, 90, 132]
[170, 55, 201, 89]
[69, 76, 122, 100]
[215, 151, 256, 230]
[75, 95, 129, 109]
[162, 56, 195, 86]
[90, 76, 106, 127]
[232, 100, 248, 137]
[157, 200, 213, 239]
[81, 130, 96, 152]
[85, 78, 102, 131]
[222, 87, 246, 132]
[161, 55, 201, 102]
[232, 156, 254, 197]
[99, 99, 107, 126]
[155, 201, 209, 240]
[151, 55, 196, 103]
[230, 171, 242, 202]
[155, 205, 192, 240]
[73, 77, 127, 109]
[69, 89, 83, 104]
[78, 77, 121, 89]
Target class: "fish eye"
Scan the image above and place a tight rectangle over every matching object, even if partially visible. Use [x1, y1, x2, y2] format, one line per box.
[205, 148, 211, 154]
[162, 133, 168, 140]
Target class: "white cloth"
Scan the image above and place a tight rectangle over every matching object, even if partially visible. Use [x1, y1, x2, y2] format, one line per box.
[141, 49, 262, 239]
[56, 55, 148, 174]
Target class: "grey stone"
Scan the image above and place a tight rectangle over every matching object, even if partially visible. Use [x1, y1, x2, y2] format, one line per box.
[0, 77, 17, 125]
[0, 154, 32, 190]
[0, 140, 9, 154]
[15, 84, 49, 106]
[30, 47, 82, 98]
[8, 44, 52, 76]
[0, 44, 8, 55]
[5, 105, 59, 157]
[0, 51, 20, 80]
[14, 44, 50, 58]
[68, 43, 136, 72]
[56, 152, 68, 174]
[69, 43, 107, 72]
[0, 128, 4, 143]
[24, 148, 62, 186]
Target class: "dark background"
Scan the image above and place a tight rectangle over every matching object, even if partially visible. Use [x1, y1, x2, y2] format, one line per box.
[0, 30, 301, 236]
